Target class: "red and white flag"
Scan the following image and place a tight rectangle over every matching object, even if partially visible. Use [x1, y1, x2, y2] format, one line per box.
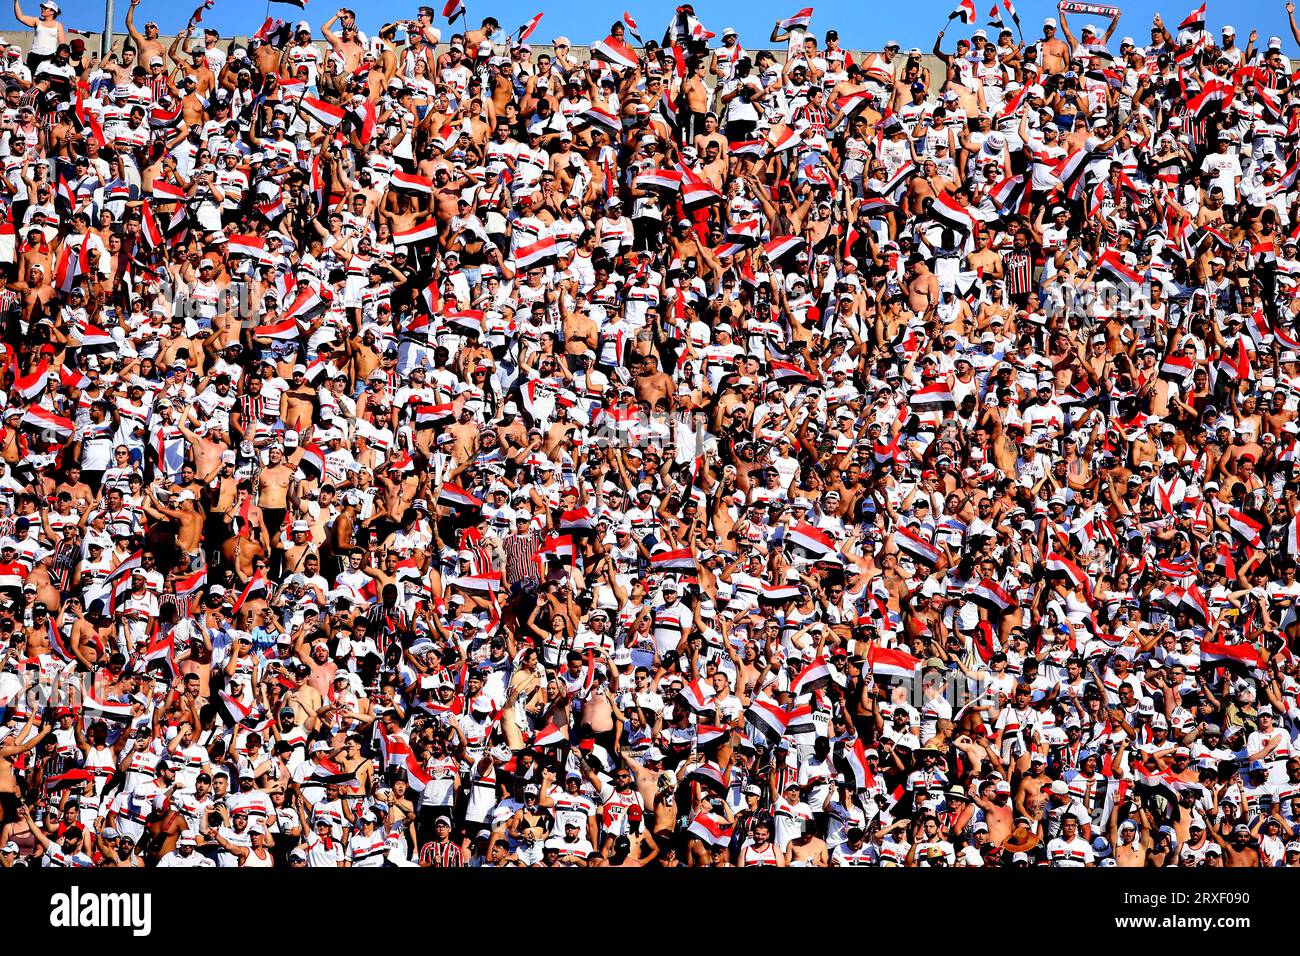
[413, 404, 455, 429]
[1179, 2, 1206, 31]
[13, 362, 49, 400]
[1199, 640, 1264, 671]
[969, 577, 1013, 614]
[622, 11, 642, 42]
[695, 724, 728, 747]
[763, 235, 805, 261]
[893, 526, 941, 565]
[746, 695, 791, 741]
[142, 632, 177, 681]
[910, 381, 956, 411]
[678, 678, 713, 714]
[1159, 353, 1194, 382]
[1096, 248, 1144, 291]
[82, 692, 134, 725]
[172, 566, 208, 604]
[538, 535, 576, 563]
[437, 482, 483, 510]
[530, 722, 568, 748]
[456, 573, 502, 595]
[140, 200, 164, 249]
[1225, 508, 1263, 546]
[151, 179, 186, 202]
[650, 548, 697, 572]
[252, 317, 300, 341]
[786, 522, 838, 561]
[772, 343, 819, 371]
[777, 7, 813, 29]
[634, 168, 683, 191]
[559, 508, 595, 533]
[300, 96, 347, 127]
[298, 443, 327, 478]
[393, 218, 440, 245]
[390, 171, 433, 194]
[227, 234, 267, 259]
[866, 645, 922, 679]
[759, 583, 802, 604]
[232, 571, 269, 612]
[844, 736, 877, 789]
[591, 35, 639, 71]
[766, 123, 798, 153]
[687, 811, 735, 847]
[517, 12, 543, 41]
[20, 406, 74, 439]
[932, 191, 976, 233]
[791, 655, 835, 695]
[59, 365, 90, 391]
[513, 236, 559, 269]
[1045, 552, 1090, 594]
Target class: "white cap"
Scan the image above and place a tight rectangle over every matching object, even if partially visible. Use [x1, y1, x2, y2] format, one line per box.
[1222, 25, 1236, 35]
[1043, 17, 1057, 27]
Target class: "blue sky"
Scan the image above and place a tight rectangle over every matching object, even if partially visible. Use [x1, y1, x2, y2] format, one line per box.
[0, 0, 1291, 50]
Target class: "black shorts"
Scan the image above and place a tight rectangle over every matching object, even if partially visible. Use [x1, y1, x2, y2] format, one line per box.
[725, 119, 757, 144]
[261, 507, 286, 541]
[0, 790, 19, 823]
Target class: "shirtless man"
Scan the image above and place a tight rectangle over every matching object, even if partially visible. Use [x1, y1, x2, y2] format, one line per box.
[904, 158, 955, 217]
[0, 712, 51, 825]
[1111, 816, 1149, 866]
[9, 259, 55, 329]
[430, 167, 469, 223]
[256, 444, 302, 548]
[281, 368, 316, 435]
[579, 667, 617, 744]
[905, 254, 940, 313]
[787, 825, 830, 866]
[971, 777, 1014, 847]
[966, 229, 1004, 279]
[631, 353, 673, 410]
[1039, 18, 1071, 76]
[1211, 823, 1262, 867]
[144, 487, 205, 567]
[125, 0, 166, 68]
[322, 9, 365, 77]
[681, 58, 710, 144]
[168, 31, 216, 99]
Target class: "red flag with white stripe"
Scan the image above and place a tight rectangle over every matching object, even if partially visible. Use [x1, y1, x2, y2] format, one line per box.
[866, 645, 922, 678]
[300, 96, 347, 127]
[393, 218, 440, 245]
[591, 35, 639, 70]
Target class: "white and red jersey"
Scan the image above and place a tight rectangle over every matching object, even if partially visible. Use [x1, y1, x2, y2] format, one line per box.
[1046, 836, 1094, 866]
[596, 781, 644, 836]
[740, 839, 782, 866]
[348, 828, 389, 867]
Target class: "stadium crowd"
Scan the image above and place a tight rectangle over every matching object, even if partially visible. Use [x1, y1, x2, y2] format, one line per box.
[0, 0, 1298, 869]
